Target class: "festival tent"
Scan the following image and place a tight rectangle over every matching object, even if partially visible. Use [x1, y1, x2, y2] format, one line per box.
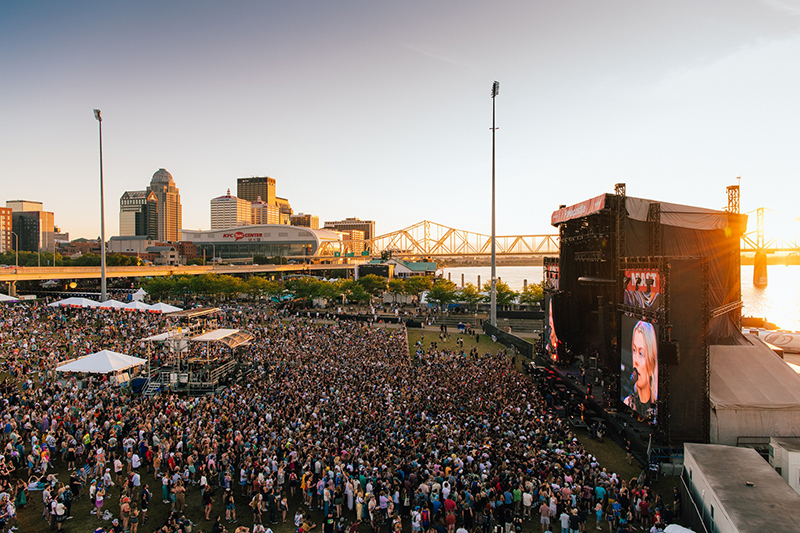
[55, 349, 146, 374]
[710, 336, 800, 445]
[148, 302, 183, 314]
[47, 297, 100, 308]
[0, 294, 18, 302]
[131, 288, 147, 302]
[98, 300, 127, 310]
[122, 300, 153, 312]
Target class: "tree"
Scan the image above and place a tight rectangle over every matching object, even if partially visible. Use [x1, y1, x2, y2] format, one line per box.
[457, 283, 483, 312]
[518, 282, 545, 306]
[357, 274, 388, 297]
[244, 276, 270, 299]
[426, 279, 458, 310]
[482, 280, 518, 307]
[143, 277, 174, 301]
[387, 279, 405, 304]
[404, 276, 433, 301]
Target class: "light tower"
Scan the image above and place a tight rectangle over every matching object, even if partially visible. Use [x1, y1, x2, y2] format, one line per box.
[490, 80, 499, 326]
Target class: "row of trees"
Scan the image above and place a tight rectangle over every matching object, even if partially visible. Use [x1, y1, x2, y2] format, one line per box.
[141, 273, 544, 308]
[0, 251, 143, 267]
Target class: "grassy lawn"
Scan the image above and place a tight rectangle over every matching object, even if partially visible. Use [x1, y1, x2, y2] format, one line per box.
[406, 327, 508, 357]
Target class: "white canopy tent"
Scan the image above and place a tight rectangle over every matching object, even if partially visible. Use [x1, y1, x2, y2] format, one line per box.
[0, 294, 18, 302]
[122, 300, 153, 312]
[55, 349, 147, 374]
[47, 297, 100, 308]
[710, 336, 800, 445]
[99, 300, 128, 310]
[131, 288, 147, 302]
[149, 302, 183, 314]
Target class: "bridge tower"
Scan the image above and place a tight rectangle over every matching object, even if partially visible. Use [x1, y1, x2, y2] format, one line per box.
[753, 207, 768, 287]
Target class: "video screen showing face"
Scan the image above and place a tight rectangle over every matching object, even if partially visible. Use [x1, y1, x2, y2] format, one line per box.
[545, 296, 560, 360]
[620, 315, 658, 421]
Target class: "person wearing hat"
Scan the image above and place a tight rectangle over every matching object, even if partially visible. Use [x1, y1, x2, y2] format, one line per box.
[109, 518, 123, 533]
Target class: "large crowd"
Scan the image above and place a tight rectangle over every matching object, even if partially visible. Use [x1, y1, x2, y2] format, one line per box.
[0, 301, 678, 533]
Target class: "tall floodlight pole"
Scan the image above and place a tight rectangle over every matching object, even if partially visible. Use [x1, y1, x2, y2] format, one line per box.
[490, 81, 499, 326]
[94, 109, 108, 302]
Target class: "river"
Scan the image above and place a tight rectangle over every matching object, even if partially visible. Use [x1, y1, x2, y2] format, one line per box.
[439, 264, 800, 332]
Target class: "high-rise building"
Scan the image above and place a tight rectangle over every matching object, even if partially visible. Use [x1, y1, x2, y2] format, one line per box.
[146, 169, 182, 242]
[276, 197, 293, 225]
[251, 197, 281, 225]
[290, 213, 320, 229]
[6, 200, 55, 251]
[211, 189, 252, 229]
[237, 177, 276, 204]
[324, 217, 376, 241]
[119, 190, 158, 239]
[0, 207, 11, 253]
[341, 229, 365, 254]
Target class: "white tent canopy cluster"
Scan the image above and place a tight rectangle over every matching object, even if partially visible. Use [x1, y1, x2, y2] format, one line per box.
[47, 297, 182, 314]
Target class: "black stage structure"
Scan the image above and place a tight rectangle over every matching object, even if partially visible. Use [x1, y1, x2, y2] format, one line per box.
[544, 184, 747, 445]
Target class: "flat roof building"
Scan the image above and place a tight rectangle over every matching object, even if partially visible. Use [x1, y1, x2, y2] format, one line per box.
[290, 213, 320, 229]
[211, 189, 252, 229]
[324, 217, 376, 241]
[237, 177, 275, 205]
[683, 442, 800, 532]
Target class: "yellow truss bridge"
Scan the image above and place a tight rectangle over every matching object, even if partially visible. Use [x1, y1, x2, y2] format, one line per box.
[364, 220, 560, 258]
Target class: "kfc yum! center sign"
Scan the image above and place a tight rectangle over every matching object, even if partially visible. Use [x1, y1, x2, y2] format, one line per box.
[222, 231, 263, 242]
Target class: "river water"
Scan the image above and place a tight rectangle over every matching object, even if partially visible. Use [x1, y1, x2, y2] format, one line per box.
[439, 265, 800, 332]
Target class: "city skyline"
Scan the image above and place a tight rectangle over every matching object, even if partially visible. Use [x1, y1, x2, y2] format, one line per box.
[2, 1, 800, 242]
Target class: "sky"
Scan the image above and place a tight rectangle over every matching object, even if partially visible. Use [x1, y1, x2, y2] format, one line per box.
[2, 0, 800, 242]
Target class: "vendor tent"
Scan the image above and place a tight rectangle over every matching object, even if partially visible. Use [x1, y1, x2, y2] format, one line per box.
[99, 300, 127, 310]
[710, 336, 800, 445]
[131, 288, 147, 301]
[0, 294, 18, 302]
[122, 301, 153, 312]
[47, 297, 100, 308]
[149, 302, 183, 314]
[55, 349, 146, 374]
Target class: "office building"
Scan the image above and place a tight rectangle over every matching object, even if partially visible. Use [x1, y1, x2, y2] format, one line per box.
[237, 177, 276, 204]
[119, 190, 158, 238]
[6, 200, 55, 251]
[0, 207, 11, 253]
[276, 197, 293, 225]
[211, 189, 252, 229]
[290, 213, 320, 229]
[324, 217, 376, 241]
[340, 229, 365, 254]
[251, 197, 281, 225]
[146, 169, 182, 242]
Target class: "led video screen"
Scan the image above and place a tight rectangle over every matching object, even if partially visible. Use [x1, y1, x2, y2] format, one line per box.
[544, 295, 561, 360]
[620, 314, 659, 421]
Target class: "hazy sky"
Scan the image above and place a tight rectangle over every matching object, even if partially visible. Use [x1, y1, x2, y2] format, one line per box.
[2, 0, 799, 241]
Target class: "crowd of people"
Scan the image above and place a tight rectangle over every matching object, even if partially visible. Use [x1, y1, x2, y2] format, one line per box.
[0, 300, 679, 533]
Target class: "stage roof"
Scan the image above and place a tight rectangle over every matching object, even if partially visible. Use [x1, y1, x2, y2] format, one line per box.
[550, 193, 747, 233]
[190, 328, 253, 349]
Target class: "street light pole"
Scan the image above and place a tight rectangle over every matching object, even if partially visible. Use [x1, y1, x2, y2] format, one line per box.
[94, 109, 108, 302]
[490, 81, 499, 326]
